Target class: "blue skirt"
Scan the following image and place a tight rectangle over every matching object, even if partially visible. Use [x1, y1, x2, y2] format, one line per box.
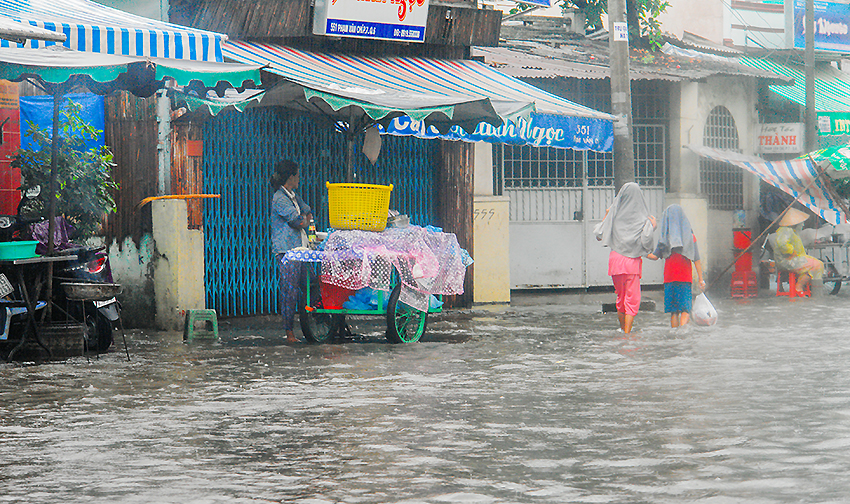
[664, 282, 692, 314]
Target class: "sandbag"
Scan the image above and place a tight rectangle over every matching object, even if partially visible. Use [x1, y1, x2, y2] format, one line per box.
[692, 293, 717, 326]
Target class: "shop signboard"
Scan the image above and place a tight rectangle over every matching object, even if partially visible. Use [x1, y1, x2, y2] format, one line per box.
[788, 0, 850, 52]
[756, 122, 804, 153]
[816, 112, 850, 136]
[384, 113, 615, 152]
[313, 0, 430, 43]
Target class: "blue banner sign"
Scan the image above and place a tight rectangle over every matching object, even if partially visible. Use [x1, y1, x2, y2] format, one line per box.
[384, 113, 614, 152]
[793, 0, 850, 53]
[325, 19, 425, 42]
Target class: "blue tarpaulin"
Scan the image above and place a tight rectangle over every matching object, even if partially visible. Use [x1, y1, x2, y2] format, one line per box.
[19, 92, 104, 152]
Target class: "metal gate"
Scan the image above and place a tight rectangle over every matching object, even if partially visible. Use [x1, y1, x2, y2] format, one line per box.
[499, 124, 666, 289]
[202, 110, 439, 316]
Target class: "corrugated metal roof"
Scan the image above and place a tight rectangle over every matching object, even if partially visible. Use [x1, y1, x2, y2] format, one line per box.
[473, 42, 791, 83]
[472, 46, 680, 81]
[739, 56, 850, 112]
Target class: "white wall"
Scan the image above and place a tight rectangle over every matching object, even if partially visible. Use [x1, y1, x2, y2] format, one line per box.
[668, 76, 761, 282]
[93, 0, 168, 21]
[658, 0, 724, 43]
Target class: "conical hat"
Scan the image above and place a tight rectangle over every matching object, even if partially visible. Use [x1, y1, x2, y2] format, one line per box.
[778, 208, 810, 227]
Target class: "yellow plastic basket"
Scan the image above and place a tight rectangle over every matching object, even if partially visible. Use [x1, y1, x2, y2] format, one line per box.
[326, 182, 394, 232]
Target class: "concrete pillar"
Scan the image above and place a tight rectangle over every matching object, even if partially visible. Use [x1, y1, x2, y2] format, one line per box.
[472, 142, 510, 304]
[151, 199, 205, 331]
[669, 81, 701, 195]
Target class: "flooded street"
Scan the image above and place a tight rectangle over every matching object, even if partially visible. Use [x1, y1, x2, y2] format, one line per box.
[3, 288, 850, 503]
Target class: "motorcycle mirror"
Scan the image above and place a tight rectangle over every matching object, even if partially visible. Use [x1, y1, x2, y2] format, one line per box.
[24, 186, 40, 199]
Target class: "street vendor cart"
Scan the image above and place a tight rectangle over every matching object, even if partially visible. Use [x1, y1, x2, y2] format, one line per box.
[809, 240, 850, 294]
[285, 182, 472, 344]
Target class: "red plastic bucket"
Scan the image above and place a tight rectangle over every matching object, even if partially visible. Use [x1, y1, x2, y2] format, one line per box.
[320, 282, 355, 309]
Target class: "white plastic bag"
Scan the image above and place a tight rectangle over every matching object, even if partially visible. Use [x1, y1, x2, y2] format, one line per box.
[692, 293, 717, 326]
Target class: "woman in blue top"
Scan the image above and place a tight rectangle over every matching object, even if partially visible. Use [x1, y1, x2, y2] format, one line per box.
[270, 160, 312, 343]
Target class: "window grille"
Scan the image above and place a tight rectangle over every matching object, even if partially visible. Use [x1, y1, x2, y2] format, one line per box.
[700, 106, 742, 210]
[498, 144, 582, 189]
[494, 124, 666, 191]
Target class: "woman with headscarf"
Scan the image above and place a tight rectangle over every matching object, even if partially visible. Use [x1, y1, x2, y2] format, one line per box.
[768, 208, 824, 296]
[647, 204, 705, 327]
[270, 159, 313, 343]
[594, 182, 657, 333]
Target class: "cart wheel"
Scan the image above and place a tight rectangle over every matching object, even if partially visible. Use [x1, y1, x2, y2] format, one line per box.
[298, 295, 344, 344]
[826, 263, 842, 295]
[386, 283, 427, 343]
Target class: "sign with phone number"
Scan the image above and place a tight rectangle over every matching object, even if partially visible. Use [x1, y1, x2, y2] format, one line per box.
[385, 113, 614, 152]
[326, 19, 424, 42]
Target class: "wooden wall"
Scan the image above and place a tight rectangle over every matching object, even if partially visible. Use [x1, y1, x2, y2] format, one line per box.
[102, 92, 157, 247]
[170, 120, 205, 229]
[436, 139, 474, 308]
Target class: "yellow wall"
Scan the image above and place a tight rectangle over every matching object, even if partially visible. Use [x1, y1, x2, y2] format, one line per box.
[473, 196, 511, 304]
[152, 199, 205, 331]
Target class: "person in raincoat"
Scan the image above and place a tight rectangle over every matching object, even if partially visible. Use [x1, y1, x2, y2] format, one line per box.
[595, 182, 657, 334]
[768, 208, 824, 296]
[270, 159, 313, 343]
[647, 204, 705, 328]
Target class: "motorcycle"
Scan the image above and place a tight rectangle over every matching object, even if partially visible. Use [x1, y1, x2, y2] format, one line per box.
[0, 187, 120, 352]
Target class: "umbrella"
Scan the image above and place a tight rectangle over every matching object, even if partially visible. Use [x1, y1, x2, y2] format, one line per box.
[803, 144, 850, 179]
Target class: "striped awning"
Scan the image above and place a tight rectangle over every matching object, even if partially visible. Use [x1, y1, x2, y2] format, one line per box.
[0, 0, 226, 61]
[688, 145, 846, 225]
[222, 41, 613, 122]
[738, 56, 850, 113]
[222, 40, 614, 151]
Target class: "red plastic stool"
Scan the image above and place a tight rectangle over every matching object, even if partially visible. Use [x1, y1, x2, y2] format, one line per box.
[776, 271, 811, 298]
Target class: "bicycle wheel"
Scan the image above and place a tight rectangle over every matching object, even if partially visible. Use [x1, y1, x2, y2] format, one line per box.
[826, 263, 842, 295]
[299, 300, 344, 344]
[385, 283, 427, 343]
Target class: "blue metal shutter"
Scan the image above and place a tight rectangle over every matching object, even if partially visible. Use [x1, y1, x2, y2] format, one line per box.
[202, 110, 438, 316]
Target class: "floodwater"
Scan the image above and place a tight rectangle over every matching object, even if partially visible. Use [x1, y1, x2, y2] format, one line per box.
[3, 287, 850, 504]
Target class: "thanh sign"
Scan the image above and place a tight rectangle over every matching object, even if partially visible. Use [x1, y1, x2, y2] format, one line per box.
[756, 123, 804, 153]
[313, 0, 430, 43]
[789, 0, 850, 53]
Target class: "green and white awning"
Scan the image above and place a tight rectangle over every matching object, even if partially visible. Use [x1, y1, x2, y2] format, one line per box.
[0, 45, 262, 95]
[739, 56, 850, 136]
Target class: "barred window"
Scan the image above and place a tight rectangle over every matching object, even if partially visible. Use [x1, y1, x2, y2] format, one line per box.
[700, 106, 742, 210]
[497, 144, 582, 189]
[493, 125, 666, 192]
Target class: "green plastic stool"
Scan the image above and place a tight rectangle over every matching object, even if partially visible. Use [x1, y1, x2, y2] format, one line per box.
[184, 309, 219, 341]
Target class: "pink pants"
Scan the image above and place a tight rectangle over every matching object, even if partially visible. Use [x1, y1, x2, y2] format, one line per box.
[612, 273, 641, 316]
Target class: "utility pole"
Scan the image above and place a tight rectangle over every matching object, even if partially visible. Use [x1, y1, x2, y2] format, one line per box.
[805, 0, 816, 152]
[609, 0, 635, 191]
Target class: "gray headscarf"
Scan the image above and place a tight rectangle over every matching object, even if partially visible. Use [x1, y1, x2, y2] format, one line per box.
[594, 182, 656, 258]
[654, 204, 696, 260]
